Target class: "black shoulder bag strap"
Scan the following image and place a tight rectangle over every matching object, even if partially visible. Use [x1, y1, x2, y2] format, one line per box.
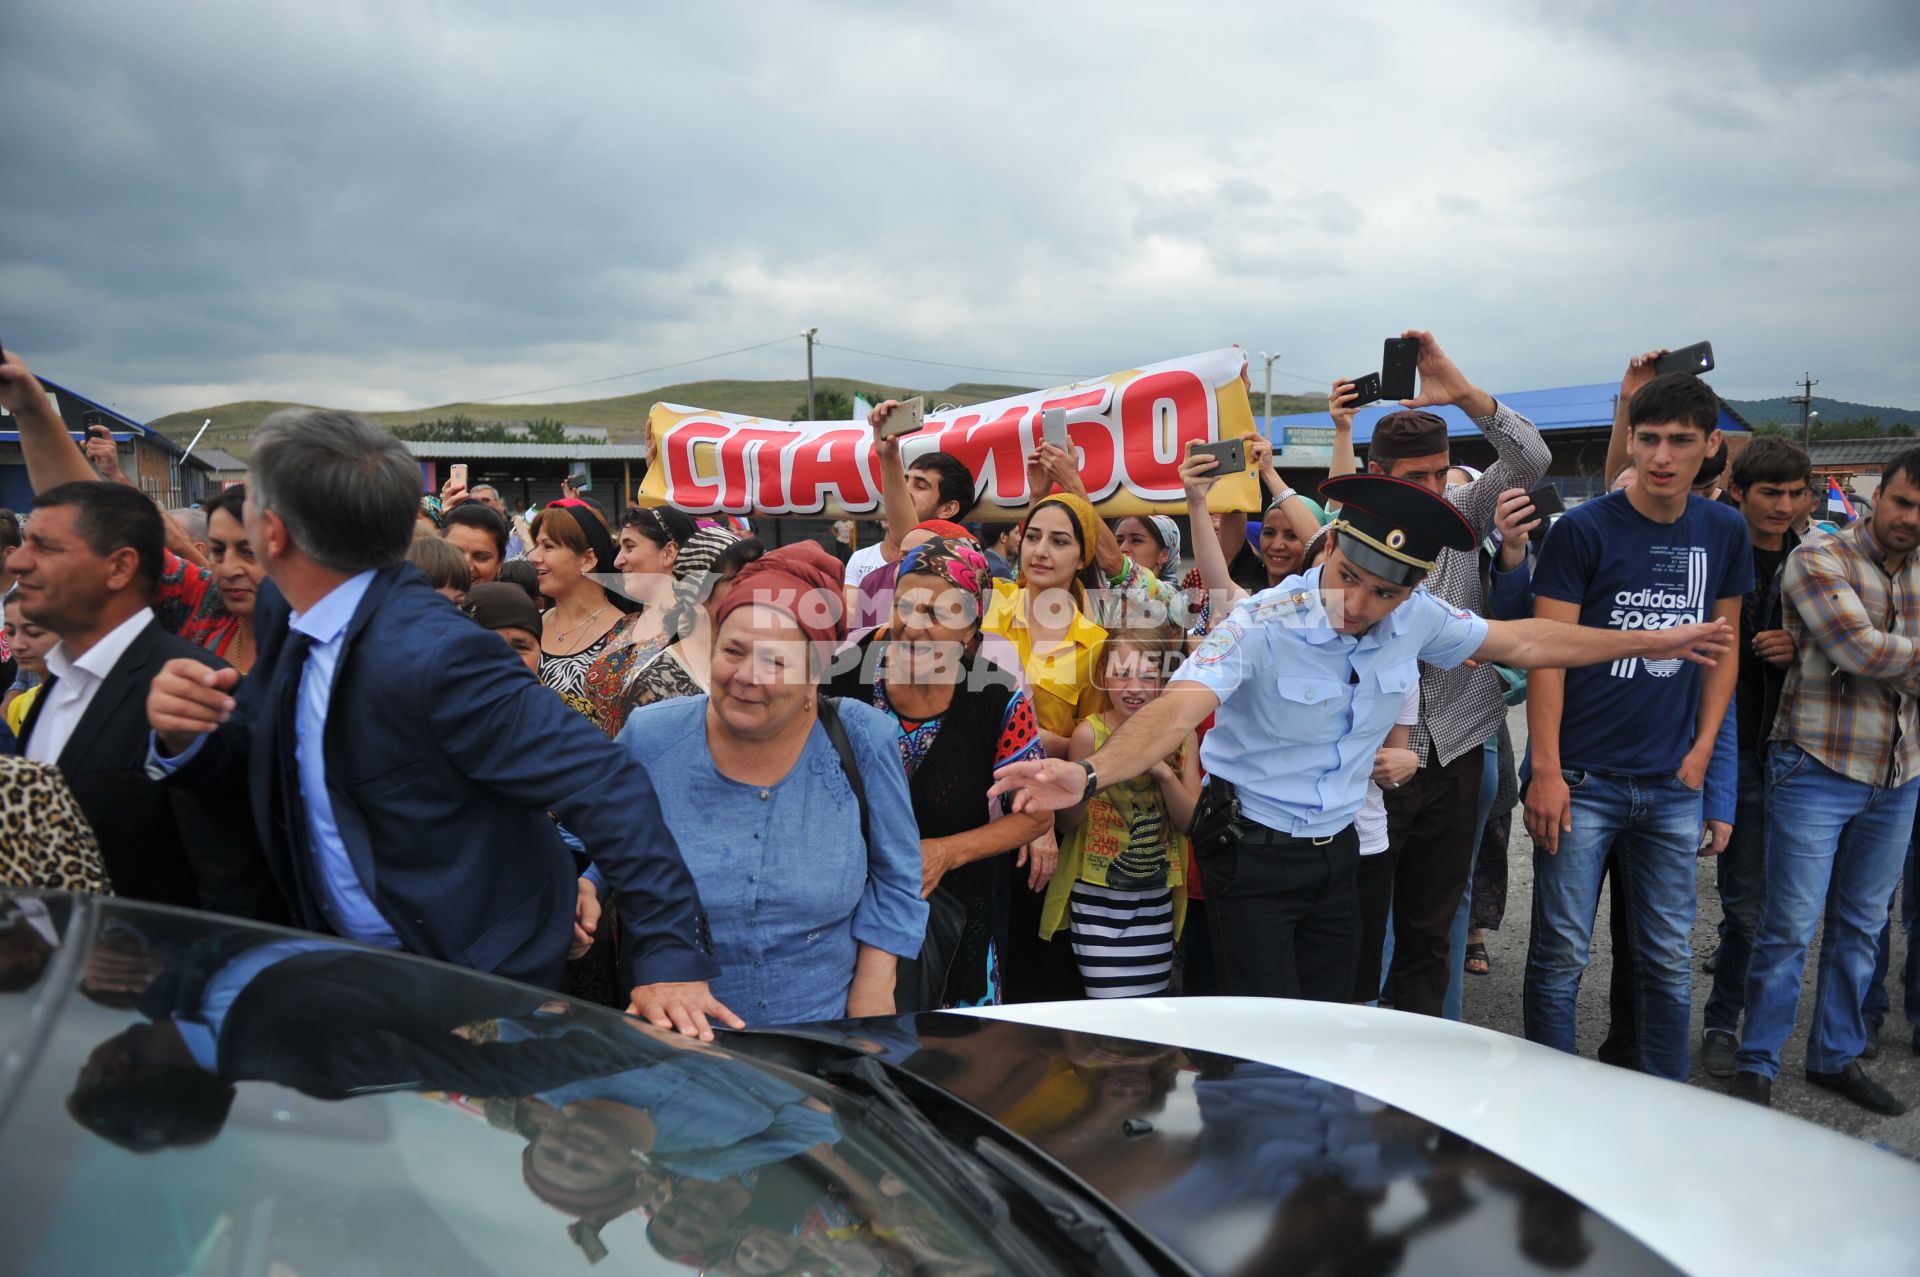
[816, 696, 871, 849]
[817, 694, 954, 1014]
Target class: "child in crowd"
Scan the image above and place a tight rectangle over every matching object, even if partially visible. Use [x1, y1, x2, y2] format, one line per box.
[407, 534, 473, 606]
[2, 589, 53, 738]
[1043, 630, 1200, 997]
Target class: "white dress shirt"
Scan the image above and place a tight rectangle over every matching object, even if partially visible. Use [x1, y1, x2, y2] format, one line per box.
[26, 608, 156, 764]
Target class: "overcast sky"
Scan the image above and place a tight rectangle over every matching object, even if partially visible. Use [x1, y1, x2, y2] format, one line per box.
[6, 1, 1918, 421]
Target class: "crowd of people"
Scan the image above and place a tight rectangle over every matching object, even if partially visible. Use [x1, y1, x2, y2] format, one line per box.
[0, 329, 1914, 1122]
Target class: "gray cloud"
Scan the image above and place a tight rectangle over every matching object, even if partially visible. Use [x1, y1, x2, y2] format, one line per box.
[4, 0, 1919, 421]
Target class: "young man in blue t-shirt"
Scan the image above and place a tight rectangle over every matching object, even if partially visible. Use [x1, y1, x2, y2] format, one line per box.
[1521, 367, 1753, 1082]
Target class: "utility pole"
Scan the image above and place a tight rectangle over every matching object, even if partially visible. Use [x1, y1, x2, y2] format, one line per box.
[804, 327, 819, 420]
[1258, 351, 1281, 422]
[1789, 372, 1819, 447]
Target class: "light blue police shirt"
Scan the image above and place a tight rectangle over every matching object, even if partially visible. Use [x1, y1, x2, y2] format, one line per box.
[1171, 567, 1488, 838]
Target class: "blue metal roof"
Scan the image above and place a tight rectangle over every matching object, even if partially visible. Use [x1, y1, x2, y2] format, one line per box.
[17, 376, 209, 462]
[1259, 381, 1749, 446]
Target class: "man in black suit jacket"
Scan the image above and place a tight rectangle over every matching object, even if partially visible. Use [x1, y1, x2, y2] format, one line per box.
[145, 408, 739, 1038]
[9, 482, 283, 920]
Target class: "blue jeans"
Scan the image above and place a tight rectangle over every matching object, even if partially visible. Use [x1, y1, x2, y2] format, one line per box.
[1703, 748, 1768, 1034]
[1523, 769, 1703, 1082]
[1442, 735, 1501, 1021]
[1736, 744, 1920, 1079]
[1859, 834, 1919, 1038]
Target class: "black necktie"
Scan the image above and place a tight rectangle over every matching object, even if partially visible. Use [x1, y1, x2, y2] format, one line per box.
[272, 632, 321, 927]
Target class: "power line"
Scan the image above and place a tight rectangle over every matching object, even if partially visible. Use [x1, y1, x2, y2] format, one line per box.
[467, 335, 801, 403]
[1808, 378, 1920, 413]
[814, 341, 1087, 382]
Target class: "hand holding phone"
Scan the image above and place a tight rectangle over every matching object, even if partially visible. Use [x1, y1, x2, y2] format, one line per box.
[1041, 407, 1070, 453]
[1344, 372, 1384, 408]
[1188, 438, 1247, 473]
[875, 396, 926, 441]
[1380, 337, 1420, 401]
[1523, 483, 1565, 518]
[1652, 341, 1714, 377]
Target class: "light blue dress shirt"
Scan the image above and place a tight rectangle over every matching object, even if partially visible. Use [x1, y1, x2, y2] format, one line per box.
[614, 695, 927, 1025]
[150, 571, 397, 947]
[1173, 567, 1489, 838]
[173, 937, 341, 1071]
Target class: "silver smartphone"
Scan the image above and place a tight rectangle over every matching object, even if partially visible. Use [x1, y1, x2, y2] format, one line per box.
[875, 396, 926, 440]
[1042, 407, 1070, 452]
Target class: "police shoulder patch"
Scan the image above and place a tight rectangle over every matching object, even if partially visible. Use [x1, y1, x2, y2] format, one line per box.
[1193, 619, 1244, 664]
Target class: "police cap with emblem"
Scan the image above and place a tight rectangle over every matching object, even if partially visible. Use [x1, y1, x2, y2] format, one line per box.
[1317, 473, 1478, 587]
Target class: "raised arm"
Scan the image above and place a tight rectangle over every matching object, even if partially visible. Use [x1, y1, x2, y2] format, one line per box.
[0, 350, 100, 491]
[865, 401, 921, 564]
[1604, 350, 1666, 488]
[1251, 432, 1321, 549]
[1397, 330, 1547, 535]
[1180, 444, 1250, 617]
[1328, 377, 1361, 485]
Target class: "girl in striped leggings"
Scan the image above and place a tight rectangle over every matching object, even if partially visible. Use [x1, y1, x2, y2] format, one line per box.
[1042, 630, 1200, 997]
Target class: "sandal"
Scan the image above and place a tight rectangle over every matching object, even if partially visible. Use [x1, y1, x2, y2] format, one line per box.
[1464, 942, 1491, 976]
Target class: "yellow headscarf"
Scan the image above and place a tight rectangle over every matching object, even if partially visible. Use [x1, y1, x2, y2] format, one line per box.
[1020, 492, 1100, 612]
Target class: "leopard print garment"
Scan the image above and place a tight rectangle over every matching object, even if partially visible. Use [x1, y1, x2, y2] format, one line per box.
[0, 757, 110, 895]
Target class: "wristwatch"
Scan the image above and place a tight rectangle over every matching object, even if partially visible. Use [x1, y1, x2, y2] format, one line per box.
[1077, 759, 1099, 801]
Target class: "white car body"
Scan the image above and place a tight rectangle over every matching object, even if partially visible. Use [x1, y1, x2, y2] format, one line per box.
[965, 996, 1919, 1276]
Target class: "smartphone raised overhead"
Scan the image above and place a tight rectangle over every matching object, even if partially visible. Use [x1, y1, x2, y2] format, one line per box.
[1189, 438, 1247, 473]
[1041, 407, 1071, 453]
[450, 463, 469, 488]
[1652, 341, 1715, 378]
[875, 396, 926, 440]
[1380, 337, 1420, 401]
[1343, 372, 1384, 409]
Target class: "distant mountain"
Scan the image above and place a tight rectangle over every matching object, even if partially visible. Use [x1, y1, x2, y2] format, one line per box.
[1725, 395, 1920, 434]
[147, 376, 1040, 457]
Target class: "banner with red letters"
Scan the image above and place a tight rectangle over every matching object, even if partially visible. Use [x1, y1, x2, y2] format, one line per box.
[638, 347, 1263, 519]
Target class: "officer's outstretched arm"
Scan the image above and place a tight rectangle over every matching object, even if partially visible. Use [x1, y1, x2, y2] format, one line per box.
[988, 681, 1221, 814]
[1472, 615, 1734, 671]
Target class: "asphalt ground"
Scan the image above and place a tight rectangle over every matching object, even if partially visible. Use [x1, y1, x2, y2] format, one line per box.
[1465, 708, 1920, 1160]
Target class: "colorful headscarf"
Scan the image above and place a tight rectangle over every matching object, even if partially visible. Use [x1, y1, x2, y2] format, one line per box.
[1145, 514, 1183, 570]
[418, 495, 444, 528]
[896, 536, 993, 622]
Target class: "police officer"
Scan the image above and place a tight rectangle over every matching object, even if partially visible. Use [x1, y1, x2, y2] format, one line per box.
[990, 474, 1734, 1002]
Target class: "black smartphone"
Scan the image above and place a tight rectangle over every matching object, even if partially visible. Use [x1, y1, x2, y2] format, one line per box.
[1653, 341, 1714, 377]
[1344, 372, 1384, 408]
[1380, 337, 1420, 401]
[1524, 483, 1565, 519]
[1189, 438, 1246, 472]
[81, 409, 108, 430]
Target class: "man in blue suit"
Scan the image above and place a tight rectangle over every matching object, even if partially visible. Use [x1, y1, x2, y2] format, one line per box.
[145, 408, 741, 1038]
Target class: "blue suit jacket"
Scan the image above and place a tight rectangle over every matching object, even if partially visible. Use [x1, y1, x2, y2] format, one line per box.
[165, 564, 717, 992]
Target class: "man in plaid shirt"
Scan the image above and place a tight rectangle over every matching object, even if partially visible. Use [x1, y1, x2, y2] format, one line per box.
[1731, 448, 1920, 1115]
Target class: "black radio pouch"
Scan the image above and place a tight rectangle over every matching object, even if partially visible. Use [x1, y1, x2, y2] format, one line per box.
[1187, 776, 1244, 859]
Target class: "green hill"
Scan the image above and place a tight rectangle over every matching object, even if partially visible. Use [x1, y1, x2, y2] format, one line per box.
[148, 376, 1040, 456]
[1725, 396, 1920, 436]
